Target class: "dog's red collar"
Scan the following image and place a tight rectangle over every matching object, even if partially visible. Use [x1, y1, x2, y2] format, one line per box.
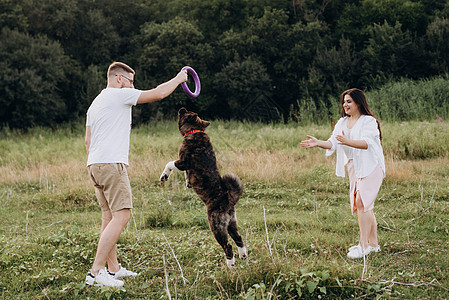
[184, 129, 204, 137]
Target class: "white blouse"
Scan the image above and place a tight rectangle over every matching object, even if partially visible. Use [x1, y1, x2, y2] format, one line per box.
[342, 122, 353, 160]
[326, 115, 385, 178]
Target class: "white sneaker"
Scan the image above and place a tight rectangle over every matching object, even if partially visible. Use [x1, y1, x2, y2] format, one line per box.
[108, 264, 138, 279]
[348, 244, 360, 252]
[347, 245, 370, 259]
[368, 245, 381, 253]
[85, 268, 124, 287]
[349, 244, 381, 254]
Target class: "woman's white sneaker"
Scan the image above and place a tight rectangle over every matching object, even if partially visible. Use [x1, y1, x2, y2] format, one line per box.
[348, 244, 360, 252]
[347, 245, 369, 259]
[85, 268, 124, 287]
[368, 245, 381, 253]
[347, 245, 381, 259]
[108, 264, 138, 279]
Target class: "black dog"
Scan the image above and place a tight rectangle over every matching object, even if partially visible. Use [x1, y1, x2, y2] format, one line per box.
[160, 107, 247, 268]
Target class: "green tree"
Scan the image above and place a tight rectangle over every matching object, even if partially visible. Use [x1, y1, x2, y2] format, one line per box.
[130, 17, 214, 122]
[22, 0, 79, 40]
[22, 0, 120, 66]
[361, 21, 422, 86]
[336, 0, 427, 49]
[84, 0, 159, 58]
[425, 16, 449, 74]
[0, 28, 73, 128]
[81, 65, 106, 108]
[161, 0, 291, 40]
[213, 57, 272, 118]
[169, 0, 251, 40]
[2, 0, 449, 126]
[307, 38, 361, 100]
[73, 9, 121, 65]
[216, 9, 329, 120]
[0, 0, 28, 31]
[361, 0, 427, 33]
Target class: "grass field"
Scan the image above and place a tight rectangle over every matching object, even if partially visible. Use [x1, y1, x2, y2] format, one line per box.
[0, 119, 448, 299]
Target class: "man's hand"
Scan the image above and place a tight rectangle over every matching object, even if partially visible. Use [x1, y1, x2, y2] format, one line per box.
[177, 69, 188, 84]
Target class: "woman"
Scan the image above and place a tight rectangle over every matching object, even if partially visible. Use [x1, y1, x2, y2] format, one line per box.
[300, 88, 385, 259]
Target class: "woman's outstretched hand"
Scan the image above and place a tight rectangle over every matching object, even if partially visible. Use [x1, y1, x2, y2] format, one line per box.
[300, 135, 319, 148]
[336, 131, 348, 145]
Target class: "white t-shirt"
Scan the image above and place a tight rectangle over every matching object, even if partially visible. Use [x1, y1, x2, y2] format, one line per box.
[86, 88, 141, 166]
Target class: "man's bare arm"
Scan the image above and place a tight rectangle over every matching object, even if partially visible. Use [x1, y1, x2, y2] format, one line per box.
[85, 126, 91, 155]
[137, 70, 188, 104]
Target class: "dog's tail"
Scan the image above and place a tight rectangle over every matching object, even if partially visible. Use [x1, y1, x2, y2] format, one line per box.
[222, 173, 243, 205]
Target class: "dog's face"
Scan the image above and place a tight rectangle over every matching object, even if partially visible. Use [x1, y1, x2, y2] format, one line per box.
[178, 107, 210, 136]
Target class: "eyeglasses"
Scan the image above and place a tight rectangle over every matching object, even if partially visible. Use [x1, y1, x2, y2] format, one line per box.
[116, 74, 134, 84]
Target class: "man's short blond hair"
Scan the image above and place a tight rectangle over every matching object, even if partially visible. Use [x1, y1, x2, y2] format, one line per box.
[107, 62, 135, 78]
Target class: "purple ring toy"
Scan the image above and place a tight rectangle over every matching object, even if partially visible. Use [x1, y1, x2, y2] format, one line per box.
[181, 66, 201, 98]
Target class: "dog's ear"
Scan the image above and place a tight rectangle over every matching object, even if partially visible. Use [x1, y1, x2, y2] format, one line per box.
[186, 113, 197, 122]
[178, 107, 188, 117]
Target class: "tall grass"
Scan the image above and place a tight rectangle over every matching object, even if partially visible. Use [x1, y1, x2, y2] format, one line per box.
[367, 76, 449, 122]
[291, 76, 449, 124]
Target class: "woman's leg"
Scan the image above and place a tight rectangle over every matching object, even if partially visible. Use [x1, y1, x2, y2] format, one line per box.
[368, 210, 378, 247]
[355, 192, 373, 249]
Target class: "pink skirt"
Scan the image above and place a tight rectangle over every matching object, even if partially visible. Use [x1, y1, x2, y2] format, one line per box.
[347, 160, 383, 214]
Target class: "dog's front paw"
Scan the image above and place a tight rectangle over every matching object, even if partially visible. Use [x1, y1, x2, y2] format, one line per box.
[238, 246, 248, 259]
[160, 161, 179, 182]
[160, 169, 172, 182]
[226, 257, 235, 269]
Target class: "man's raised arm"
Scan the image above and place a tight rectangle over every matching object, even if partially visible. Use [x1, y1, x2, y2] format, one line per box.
[137, 70, 188, 104]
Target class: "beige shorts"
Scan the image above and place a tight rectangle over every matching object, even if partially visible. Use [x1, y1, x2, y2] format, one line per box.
[88, 163, 133, 212]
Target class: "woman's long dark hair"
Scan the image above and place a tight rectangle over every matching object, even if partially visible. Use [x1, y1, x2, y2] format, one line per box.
[340, 88, 382, 141]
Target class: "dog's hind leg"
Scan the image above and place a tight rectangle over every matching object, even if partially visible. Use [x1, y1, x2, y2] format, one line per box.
[208, 212, 235, 269]
[227, 210, 248, 259]
[184, 171, 192, 188]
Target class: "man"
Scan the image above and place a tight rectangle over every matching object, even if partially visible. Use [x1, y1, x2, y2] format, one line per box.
[84, 62, 187, 287]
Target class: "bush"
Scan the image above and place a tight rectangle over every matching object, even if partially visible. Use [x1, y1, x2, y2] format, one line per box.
[366, 76, 449, 122]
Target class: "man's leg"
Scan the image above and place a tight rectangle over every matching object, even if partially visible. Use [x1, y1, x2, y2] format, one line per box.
[91, 209, 130, 275]
[98, 209, 121, 273]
